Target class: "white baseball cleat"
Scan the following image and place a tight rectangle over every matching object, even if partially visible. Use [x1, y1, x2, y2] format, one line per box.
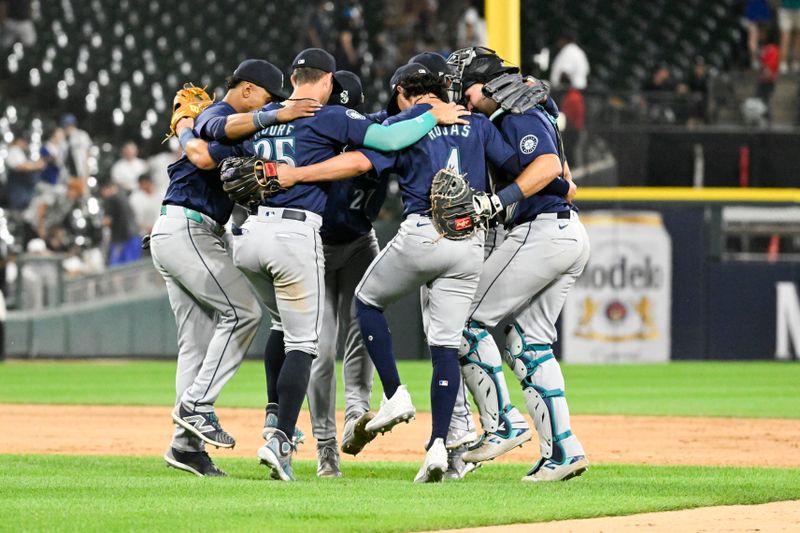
[365, 385, 415, 434]
[521, 455, 589, 482]
[445, 427, 478, 450]
[414, 438, 448, 483]
[462, 427, 531, 463]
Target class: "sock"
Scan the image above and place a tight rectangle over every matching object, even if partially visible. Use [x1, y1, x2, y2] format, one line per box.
[428, 345, 461, 449]
[264, 330, 285, 405]
[276, 350, 313, 439]
[355, 298, 400, 399]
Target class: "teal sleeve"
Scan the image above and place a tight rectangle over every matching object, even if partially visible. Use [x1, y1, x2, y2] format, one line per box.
[362, 112, 437, 151]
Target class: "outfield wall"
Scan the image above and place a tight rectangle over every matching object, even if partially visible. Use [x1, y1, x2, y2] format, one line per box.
[6, 191, 800, 361]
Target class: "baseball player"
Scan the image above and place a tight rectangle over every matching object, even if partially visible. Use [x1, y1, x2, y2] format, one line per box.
[175, 63, 320, 453]
[155, 59, 288, 477]
[186, 49, 470, 481]
[448, 47, 588, 482]
[277, 63, 554, 482]
[304, 70, 395, 476]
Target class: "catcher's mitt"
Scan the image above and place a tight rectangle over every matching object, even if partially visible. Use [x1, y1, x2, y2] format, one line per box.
[429, 168, 484, 240]
[165, 83, 214, 141]
[482, 73, 549, 114]
[220, 156, 283, 207]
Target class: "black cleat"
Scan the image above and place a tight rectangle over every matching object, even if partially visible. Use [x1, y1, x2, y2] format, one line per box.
[164, 447, 227, 477]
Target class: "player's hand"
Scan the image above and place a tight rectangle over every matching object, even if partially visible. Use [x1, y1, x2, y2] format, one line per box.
[524, 76, 549, 104]
[277, 100, 322, 123]
[277, 163, 299, 188]
[428, 101, 470, 125]
[176, 116, 194, 132]
[565, 180, 577, 204]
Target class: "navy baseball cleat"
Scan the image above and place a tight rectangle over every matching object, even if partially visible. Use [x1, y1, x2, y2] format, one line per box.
[341, 411, 377, 456]
[257, 428, 296, 481]
[172, 404, 236, 448]
[164, 447, 227, 477]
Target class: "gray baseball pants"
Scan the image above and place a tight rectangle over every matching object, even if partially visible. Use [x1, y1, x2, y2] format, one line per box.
[151, 205, 262, 453]
[307, 230, 379, 440]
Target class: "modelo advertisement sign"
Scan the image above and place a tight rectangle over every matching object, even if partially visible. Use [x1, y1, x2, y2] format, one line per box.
[562, 211, 672, 363]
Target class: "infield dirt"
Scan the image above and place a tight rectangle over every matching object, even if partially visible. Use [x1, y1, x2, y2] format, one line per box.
[3, 404, 799, 468]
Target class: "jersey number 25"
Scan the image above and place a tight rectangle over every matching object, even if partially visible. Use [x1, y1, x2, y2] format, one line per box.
[254, 137, 296, 166]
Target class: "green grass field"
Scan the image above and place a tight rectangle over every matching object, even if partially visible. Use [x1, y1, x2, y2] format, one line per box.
[2, 360, 799, 532]
[1, 455, 799, 533]
[1, 360, 799, 418]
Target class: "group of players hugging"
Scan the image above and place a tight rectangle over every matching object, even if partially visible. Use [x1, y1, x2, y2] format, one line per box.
[153, 43, 590, 484]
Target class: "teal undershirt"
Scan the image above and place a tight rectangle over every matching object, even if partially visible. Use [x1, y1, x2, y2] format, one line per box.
[361, 112, 437, 152]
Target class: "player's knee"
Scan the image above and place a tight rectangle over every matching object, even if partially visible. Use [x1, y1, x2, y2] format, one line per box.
[238, 300, 263, 328]
[354, 296, 381, 316]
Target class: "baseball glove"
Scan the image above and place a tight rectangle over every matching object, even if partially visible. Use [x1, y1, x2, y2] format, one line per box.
[165, 83, 214, 140]
[220, 156, 283, 207]
[482, 73, 549, 114]
[429, 168, 484, 240]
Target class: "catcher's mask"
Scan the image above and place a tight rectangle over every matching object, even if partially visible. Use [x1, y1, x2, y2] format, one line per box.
[446, 47, 519, 105]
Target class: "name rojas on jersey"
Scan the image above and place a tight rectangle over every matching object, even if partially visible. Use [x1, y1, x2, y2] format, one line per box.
[427, 124, 471, 141]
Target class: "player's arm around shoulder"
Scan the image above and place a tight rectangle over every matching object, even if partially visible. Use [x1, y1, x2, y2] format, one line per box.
[277, 152, 373, 188]
[223, 101, 321, 140]
[175, 117, 241, 171]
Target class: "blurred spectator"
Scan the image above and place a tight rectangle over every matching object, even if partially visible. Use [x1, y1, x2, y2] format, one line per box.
[757, 38, 780, 119]
[147, 136, 180, 195]
[687, 57, 710, 124]
[4, 131, 44, 211]
[39, 128, 65, 186]
[110, 141, 148, 194]
[744, 0, 774, 70]
[550, 32, 590, 90]
[335, 5, 367, 74]
[36, 177, 102, 251]
[778, 0, 800, 72]
[456, 3, 487, 48]
[60, 114, 92, 182]
[99, 181, 141, 266]
[305, 0, 335, 50]
[642, 65, 679, 124]
[129, 175, 161, 236]
[0, 0, 36, 49]
[559, 74, 586, 167]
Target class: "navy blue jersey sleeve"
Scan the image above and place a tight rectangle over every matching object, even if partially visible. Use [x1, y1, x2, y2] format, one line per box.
[367, 110, 389, 123]
[207, 141, 237, 164]
[358, 147, 397, 176]
[194, 102, 235, 142]
[503, 112, 559, 168]
[312, 105, 373, 148]
[479, 117, 517, 171]
[207, 139, 252, 163]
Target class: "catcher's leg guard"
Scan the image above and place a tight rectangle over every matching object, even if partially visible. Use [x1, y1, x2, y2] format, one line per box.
[503, 322, 585, 463]
[459, 321, 526, 436]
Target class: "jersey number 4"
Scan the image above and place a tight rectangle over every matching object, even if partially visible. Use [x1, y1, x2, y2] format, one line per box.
[446, 147, 461, 174]
[254, 137, 296, 166]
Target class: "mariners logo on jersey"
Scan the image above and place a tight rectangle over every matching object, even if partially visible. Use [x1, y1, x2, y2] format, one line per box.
[519, 134, 538, 154]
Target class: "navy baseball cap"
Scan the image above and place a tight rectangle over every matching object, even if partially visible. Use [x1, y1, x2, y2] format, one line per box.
[387, 62, 432, 116]
[291, 48, 336, 73]
[331, 70, 364, 109]
[408, 52, 454, 81]
[233, 59, 289, 101]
